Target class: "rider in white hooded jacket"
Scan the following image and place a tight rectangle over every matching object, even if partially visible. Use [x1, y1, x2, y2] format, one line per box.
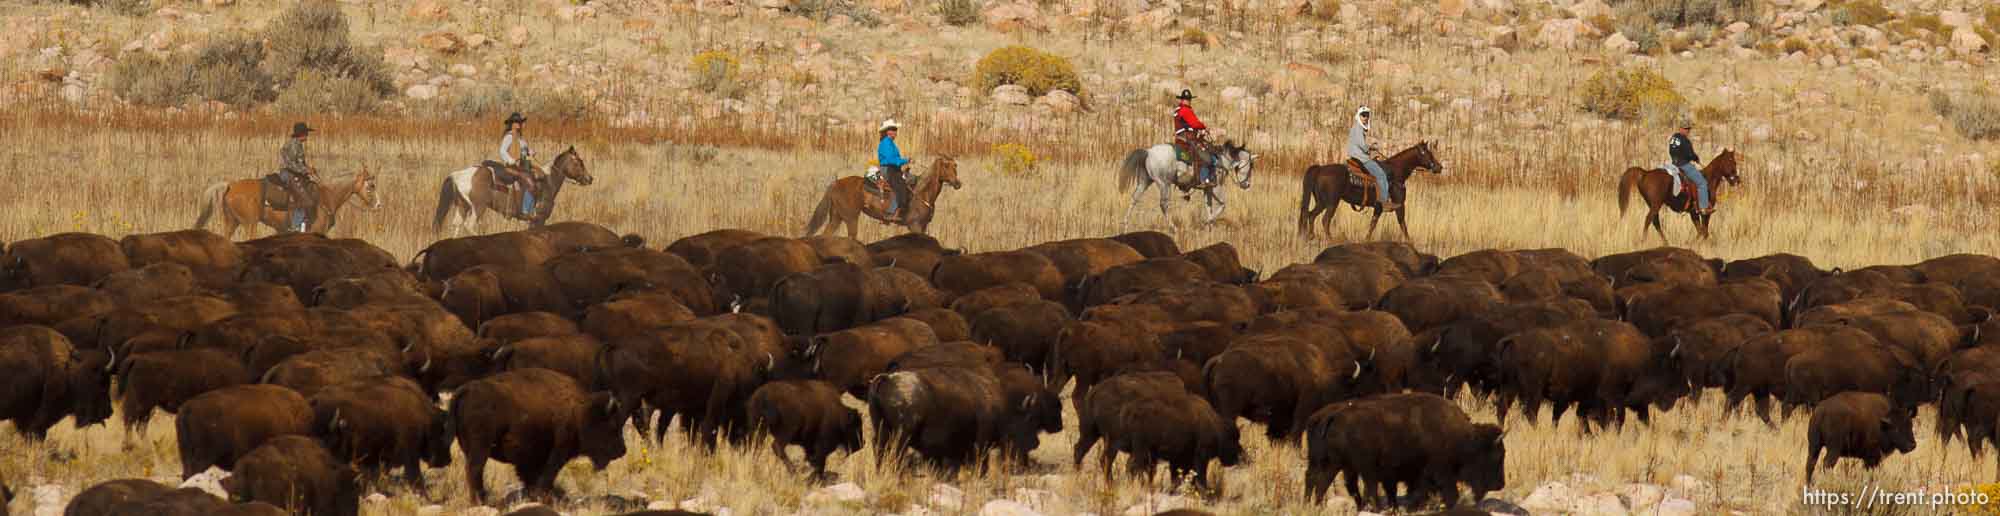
[1347, 106, 1399, 211]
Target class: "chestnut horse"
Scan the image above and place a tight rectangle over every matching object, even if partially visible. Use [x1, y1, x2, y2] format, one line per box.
[193, 167, 381, 239]
[1617, 149, 1741, 243]
[802, 157, 961, 239]
[431, 147, 594, 237]
[1295, 141, 1446, 241]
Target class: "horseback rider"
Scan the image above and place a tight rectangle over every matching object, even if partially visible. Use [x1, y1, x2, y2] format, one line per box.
[878, 119, 912, 223]
[1669, 119, 1712, 214]
[277, 122, 319, 233]
[1348, 106, 1400, 211]
[481, 112, 539, 218]
[1172, 89, 1217, 188]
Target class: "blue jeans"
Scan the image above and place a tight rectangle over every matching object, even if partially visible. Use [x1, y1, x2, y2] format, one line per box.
[1358, 158, 1392, 203]
[1201, 156, 1216, 184]
[1677, 163, 1710, 210]
[522, 190, 536, 216]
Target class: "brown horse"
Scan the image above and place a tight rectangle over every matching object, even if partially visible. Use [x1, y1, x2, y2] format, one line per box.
[1296, 141, 1446, 241]
[431, 147, 594, 236]
[193, 167, 381, 239]
[1617, 149, 1741, 243]
[802, 157, 961, 239]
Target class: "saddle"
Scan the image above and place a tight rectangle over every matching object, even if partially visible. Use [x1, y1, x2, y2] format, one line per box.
[260, 173, 310, 211]
[1344, 159, 1381, 210]
[1654, 166, 1701, 210]
[861, 167, 918, 215]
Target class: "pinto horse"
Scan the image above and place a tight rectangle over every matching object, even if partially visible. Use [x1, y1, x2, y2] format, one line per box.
[1295, 141, 1445, 241]
[431, 147, 594, 236]
[1617, 149, 1741, 243]
[193, 167, 381, 239]
[802, 157, 962, 239]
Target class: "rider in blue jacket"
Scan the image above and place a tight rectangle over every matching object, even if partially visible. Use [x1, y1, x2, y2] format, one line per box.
[878, 119, 911, 222]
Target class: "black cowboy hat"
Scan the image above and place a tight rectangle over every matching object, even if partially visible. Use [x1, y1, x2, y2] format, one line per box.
[506, 112, 527, 125]
[1177, 89, 1196, 100]
[291, 122, 313, 137]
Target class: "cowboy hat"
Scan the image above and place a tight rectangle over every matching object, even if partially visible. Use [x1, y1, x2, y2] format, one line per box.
[291, 122, 314, 137]
[880, 119, 901, 131]
[1177, 89, 1196, 100]
[505, 112, 527, 124]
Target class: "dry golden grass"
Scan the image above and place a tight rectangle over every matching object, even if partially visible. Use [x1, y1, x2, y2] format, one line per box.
[2, 106, 1999, 515]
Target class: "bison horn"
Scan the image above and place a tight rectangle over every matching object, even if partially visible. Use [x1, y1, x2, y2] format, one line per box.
[419, 351, 433, 373]
[1021, 395, 1034, 410]
[729, 295, 744, 314]
[328, 408, 344, 434]
[606, 397, 620, 415]
[440, 278, 454, 299]
[1365, 347, 1376, 361]
[1670, 336, 1683, 357]
[765, 352, 775, 371]
[1351, 362, 1363, 380]
[105, 348, 117, 373]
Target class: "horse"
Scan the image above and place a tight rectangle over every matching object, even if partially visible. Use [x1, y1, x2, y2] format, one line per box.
[193, 167, 381, 240]
[1295, 141, 1445, 241]
[1617, 149, 1741, 243]
[431, 147, 594, 237]
[1116, 141, 1256, 231]
[802, 157, 962, 239]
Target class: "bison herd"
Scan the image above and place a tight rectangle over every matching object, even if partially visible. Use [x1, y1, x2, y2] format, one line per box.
[4, 222, 2000, 514]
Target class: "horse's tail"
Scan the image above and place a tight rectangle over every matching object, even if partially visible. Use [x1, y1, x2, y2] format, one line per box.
[1117, 149, 1148, 192]
[432, 175, 458, 233]
[1617, 167, 1644, 214]
[1298, 167, 1316, 218]
[802, 187, 833, 237]
[193, 181, 227, 230]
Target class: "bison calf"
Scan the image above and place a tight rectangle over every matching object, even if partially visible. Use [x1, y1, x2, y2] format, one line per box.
[1806, 391, 1918, 483]
[746, 379, 863, 480]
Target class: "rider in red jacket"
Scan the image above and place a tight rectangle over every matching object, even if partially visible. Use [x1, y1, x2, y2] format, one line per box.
[1173, 90, 1214, 187]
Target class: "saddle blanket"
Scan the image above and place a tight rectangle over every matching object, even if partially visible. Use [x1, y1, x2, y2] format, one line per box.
[1658, 164, 1683, 195]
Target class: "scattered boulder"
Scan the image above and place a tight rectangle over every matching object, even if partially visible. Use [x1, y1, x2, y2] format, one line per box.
[417, 31, 464, 54]
[992, 85, 1032, 106]
[406, 0, 449, 20]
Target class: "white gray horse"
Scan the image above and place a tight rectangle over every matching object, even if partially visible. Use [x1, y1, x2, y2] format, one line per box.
[1116, 141, 1255, 231]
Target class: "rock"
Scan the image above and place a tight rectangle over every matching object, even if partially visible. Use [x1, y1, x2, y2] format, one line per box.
[59, 83, 83, 103]
[1538, 19, 1592, 50]
[1940, 10, 1972, 29]
[1368, 59, 1414, 83]
[461, 509, 499, 516]
[929, 484, 965, 509]
[992, 84, 1033, 105]
[406, 0, 449, 20]
[1451, 97, 1475, 111]
[985, 2, 1046, 32]
[1437, 0, 1467, 18]
[144, 29, 174, 52]
[1567, 0, 1612, 20]
[449, 63, 477, 77]
[1127, 8, 1177, 31]
[506, 26, 532, 47]
[808, 482, 868, 504]
[1606, 33, 1638, 53]
[418, 31, 465, 54]
[1656, 497, 1697, 516]
[1478, 0, 1511, 10]
[980, 500, 1043, 516]
[416, 506, 444, 516]
[405, 84, 439, 100]
[1622, 484, 1666, 510]
[1575, 492, 1627, 516]
[1480, 498, 1530, 515]
[757, 0, 791, 7]
[1036, 90, 1078, 113]
[557, 5, 596, 21]
[203, 0, 235, 6]
[464, 33, 491, 49]
[1951, 29, 1988, 56]
[1486, 26, 1519, 51]
[1220, 86, 1247, 102]
[1726, 21, 1750, 34]
[365, 493, 390, 504]
[1520, 482, 1575, 513]
[179, 469, 230, 499]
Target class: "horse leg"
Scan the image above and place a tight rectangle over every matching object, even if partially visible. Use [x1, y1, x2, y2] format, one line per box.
[1396, 207, 1411, 241]
[1122, 181, 1150, 231]
[1366, 209, 1383, 240]
[1156, 181, 1178, 232]
[1648, 207, 1668, 244]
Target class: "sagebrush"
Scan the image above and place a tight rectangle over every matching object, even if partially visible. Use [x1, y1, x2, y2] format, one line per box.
[1578, 66, 1687, 124]
[973, 46, 1082, 96]
[1929, 90, 2000, 140]
[103, 0, 388, 111]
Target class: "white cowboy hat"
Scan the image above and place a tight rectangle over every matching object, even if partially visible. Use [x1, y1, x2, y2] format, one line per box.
[1355, 106, 1372, 129]
[880, 119, 901, 131]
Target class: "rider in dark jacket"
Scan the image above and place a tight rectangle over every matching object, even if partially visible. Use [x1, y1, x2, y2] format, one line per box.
[1670, 120, 1710, 214]
[278, 122, 317, 232]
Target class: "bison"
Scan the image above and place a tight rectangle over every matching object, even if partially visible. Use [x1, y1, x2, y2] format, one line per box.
[802, 235, 873, 266]
[1313, 241, 1438, 278]
[801, 317, 940, 396]
[898, 307, 971, 343]
[666, 229, 770, 271]
[1661, 313, 1775, 397]
[1022, 238, 1147, 296]
[310, 376, 454, 495]
[1, 232, 130, 290]
[0, 285, 115, 327]
[1180, 243, 1258, 285]
[1108, 231, 1182, 258]
[599, 324, 770, 445]
[221, 435, 361, 516]
[865, 233, 961, 278]
[1304, 393, 1505, 510]
[580, 291, 697, 340]
[1624, 278, 1783, 337]
[449, 368, 627, 505]
[931, 251, 1065, 303]
[0, 325, 114, 439]
[744, 379, 864, 479]
[706, 237, 822, 302]
[493, 334, 604, 385]
[174, 384, 313, 479]
[1051, 320, 1165, 401]
[119, 229, 244, 289]
[411, 231, 560, 283]
[1804, 391, 1918, 483]
[866, 366, 1008, 473]
[1377, 274, 1503, 333]
[1077, 257, 1210, 309]
[1721, 326, 1880, 424]
[769, 262, 876, 336]
[949, 283, 1043, 320]
[969, 300, 1071, 373]
[116, 348, 251, 435]
[93, 262, 197, 305]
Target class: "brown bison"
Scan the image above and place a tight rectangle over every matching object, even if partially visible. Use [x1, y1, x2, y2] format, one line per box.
[706, 237, 823, 301]
[238, 240, 399, 302]
[1052, 320, 1165, 400]
[865, 233, 962, 277]
[802, 235, 873, 266]
[1246, 279, 1349, 313]
[1590, 247, 1710, 287]
[411, 231, 559, 283]
[310, 376, 454, 495]
[1857, 282, 1979, 324]
[476, 311, 579, 343]
[93, 262, 197, 305]
[524, 221, 641, 252]
[1721, 326, 1881, 424]
[493, 334, 604, 385]
[666, 229, 770, 271]
[1282, 253, 1409, 309]
[1827, 310, 1964, 374]
[116, 348, 251, 434]
[1109, 282, 1260, 329]
[1436, 249, 1522, 286]
[1078, 257, 1210, 309]
[226, 281, 305, 315]
[67, 482, 287, 516]
[1313, 241, 1439, 278]
[744, 379, 864, 479]
[801, 317, 940, 396]
[1783, 334, 1927, 410]
[1203, 333, 1357, 441]
[1495, 319, 1674, 429]
[222, 435, 361, 516]
[260, 347, 406, 402]
[174, 384, 314, 479]
[1180, 243, 1258, 285]
[449, 368, 626, 505]
[119, 229, 244, 289]
[931, 250, 1066, 303]
[311, 270, 429, 308]
[439, 265, 571, 326]
[598, 324, 769, 445]
[1304, 393, 1505, 510]
[867, 265, 950, 313]
[1, 232, 130, 290]
[1805, 391, 1918, 483]
[1722, 253, 1828, 307]
[1624, 278, 1783, 337]
[1794, 297, 1922, 328]
[969, 300, 1072, 373]
[1104, 391, 1243, 491]
[1662, 313, 1775, 397]
[1109, 231, 1182, 258]
[769, 262, 876, 336]
[1418, 299, 1600, 396]
[63, 479, 174, 516]
[1914, 254, 2000, 286]
[1792, 268, 1908, 315]
[949, 283, 1043, 320]
[1022, 238, 1147, 293]
[0, 285, 115, 327]
[580, 291, 697, 340]
[1939, 377, 2000, 458]
[1377, 274, 1503, 333]
[544, 247, 720, 316]
[899, 307, 971, 343]
[866, 366, 1008, 473]
[0, 325, 114, 439]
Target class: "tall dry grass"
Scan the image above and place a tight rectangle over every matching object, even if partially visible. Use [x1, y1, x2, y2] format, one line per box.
[1, 106, 1999, 514]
